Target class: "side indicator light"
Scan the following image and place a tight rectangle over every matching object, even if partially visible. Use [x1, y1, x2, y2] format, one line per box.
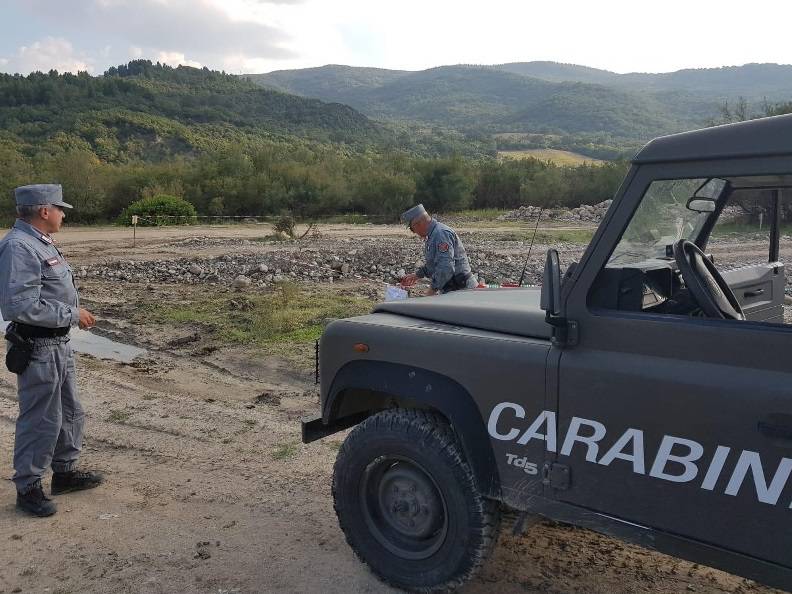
[353, 343, 370, 353]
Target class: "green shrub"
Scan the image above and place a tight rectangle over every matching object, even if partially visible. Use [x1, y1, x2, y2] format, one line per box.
[117, 194, 197, 226]
[274, 214, 296, 238]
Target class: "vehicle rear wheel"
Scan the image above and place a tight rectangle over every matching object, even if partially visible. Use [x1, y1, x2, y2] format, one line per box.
[332, 409, 501, 592]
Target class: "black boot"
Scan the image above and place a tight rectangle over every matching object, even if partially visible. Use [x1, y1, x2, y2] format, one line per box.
[51, 470, 104, 495]
[17, 481, 57, 517]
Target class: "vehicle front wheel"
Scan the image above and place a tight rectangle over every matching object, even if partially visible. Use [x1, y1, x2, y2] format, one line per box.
[332, 409, 501, 592]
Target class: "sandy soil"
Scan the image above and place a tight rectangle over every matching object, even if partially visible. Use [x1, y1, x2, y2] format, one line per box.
[0, 223, 784, 594]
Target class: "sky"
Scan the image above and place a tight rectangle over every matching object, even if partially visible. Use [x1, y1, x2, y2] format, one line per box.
[0, 0, 790, 76]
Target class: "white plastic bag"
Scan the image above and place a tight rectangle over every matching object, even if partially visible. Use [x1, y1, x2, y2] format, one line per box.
[384, 284, 409, 301]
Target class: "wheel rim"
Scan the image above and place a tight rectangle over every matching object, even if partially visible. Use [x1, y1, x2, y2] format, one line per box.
[360, 455, 448, 560]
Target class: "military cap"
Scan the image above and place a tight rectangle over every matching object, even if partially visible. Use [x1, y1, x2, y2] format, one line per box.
[14, 184, 73, 209]
[400, 203, 428, 226]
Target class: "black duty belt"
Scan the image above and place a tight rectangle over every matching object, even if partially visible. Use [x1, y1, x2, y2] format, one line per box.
[12, 323, 69, 338]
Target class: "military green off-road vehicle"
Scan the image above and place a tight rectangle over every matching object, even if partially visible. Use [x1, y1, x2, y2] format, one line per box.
[303, 115, 792, 592]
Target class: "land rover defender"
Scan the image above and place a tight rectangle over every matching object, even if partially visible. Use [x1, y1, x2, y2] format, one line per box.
[302, 115, 792, 592]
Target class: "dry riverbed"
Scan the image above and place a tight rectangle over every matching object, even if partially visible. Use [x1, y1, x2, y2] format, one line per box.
[0, 222, 783, 594]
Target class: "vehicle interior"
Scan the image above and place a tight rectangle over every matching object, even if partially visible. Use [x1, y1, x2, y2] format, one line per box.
[588, 175, 791, 324]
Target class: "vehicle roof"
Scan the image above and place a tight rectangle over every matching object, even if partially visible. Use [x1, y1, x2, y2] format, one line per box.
[633, 114, 792, 164]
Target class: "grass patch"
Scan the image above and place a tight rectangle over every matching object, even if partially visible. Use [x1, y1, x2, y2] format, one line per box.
[498, 149, 604, 166]
[448, 208, 507, 222]
[711, 221, 792, 238]
[533, 229, 595, 244]
[107, 409, 131, 423]
[487, 228, 595, 244]
[146, 282, 372, 348]
[318, 213, 389, 225]
[272, 442, 299, 460]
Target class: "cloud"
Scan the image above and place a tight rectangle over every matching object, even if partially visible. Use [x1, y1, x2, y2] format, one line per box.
[1, 37, 94, 74]
[23, 0, 296, 70]
[157, 51, 202, 68]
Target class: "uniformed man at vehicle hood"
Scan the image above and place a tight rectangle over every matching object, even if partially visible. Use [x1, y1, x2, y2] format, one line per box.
[0, 184, 103, 517]
[399, 204, 477, 295]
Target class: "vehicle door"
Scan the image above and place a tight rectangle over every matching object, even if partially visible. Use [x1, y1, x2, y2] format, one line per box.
[552, 159, 792, 568]
[713, 189, 785, 323]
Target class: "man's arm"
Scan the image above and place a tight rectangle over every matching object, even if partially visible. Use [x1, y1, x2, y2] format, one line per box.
[0, 241, 79, 328]
[401, 263, 428, 287]
[430, 232, 455, 291]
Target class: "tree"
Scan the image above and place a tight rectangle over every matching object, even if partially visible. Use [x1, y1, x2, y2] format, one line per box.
[763, 100, 792, 117]
[0, 143, 34, 223]
[117, 194, 197, 225]
[472, 162, 522, 209]
[351, 170, 416, 217]
[40, 150, 107, 222]
[414, 157, 473, 212]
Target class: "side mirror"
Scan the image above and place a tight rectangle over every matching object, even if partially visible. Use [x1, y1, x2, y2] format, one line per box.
[540, 249, 561, 317]
[686, 197, 716, 213]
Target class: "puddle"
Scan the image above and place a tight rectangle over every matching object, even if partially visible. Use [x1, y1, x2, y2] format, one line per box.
[0, 318, 146, 363]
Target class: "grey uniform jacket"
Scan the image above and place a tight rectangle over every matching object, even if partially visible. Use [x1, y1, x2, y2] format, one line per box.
[0, 220, 79, 328]
[415, 220, 474, 291]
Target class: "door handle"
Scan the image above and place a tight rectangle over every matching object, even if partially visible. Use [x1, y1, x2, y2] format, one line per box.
[744, 289, 765, 297]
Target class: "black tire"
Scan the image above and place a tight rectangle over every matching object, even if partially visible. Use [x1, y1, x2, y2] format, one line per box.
[332, 409, 501, 592]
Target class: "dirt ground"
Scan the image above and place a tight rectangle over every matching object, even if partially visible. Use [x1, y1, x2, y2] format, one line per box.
[0, 223, 784, 594]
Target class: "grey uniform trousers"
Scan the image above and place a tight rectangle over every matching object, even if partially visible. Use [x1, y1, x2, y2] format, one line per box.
[12, 337, 83, 490]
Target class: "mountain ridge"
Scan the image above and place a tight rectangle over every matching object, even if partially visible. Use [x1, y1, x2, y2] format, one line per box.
[248, 61, 792, 143]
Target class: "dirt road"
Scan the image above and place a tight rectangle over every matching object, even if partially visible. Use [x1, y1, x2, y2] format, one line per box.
[0, 223, 781, 594]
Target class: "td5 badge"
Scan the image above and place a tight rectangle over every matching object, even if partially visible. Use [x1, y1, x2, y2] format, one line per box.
[506, 453, 539, 475]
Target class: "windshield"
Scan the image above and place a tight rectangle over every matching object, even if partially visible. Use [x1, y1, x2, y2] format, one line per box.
[608, 178, 725, 266]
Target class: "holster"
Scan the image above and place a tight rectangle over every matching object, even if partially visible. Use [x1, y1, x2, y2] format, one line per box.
[5, 325, 33, 374]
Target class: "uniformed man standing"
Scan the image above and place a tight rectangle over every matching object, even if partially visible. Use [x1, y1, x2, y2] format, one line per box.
[400, 204, 477, 295]
[0, 184, 103, 517]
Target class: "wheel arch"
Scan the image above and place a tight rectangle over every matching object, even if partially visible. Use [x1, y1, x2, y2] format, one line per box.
[324, 360, 501, 500]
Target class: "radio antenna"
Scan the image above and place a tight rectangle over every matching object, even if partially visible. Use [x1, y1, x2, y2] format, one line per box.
[518, 207, 543, 286]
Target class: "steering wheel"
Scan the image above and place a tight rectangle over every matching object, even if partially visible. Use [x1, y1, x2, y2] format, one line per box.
[673, 239, 744, 320]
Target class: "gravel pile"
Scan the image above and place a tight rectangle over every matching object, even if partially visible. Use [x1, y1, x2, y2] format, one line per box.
[86, 227, 792, 294]
[499, 200, 612, 223]
[86, 234, 559, 289]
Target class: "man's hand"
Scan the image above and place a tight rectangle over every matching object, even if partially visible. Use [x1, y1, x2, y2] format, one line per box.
[78, 308, 95, 329]
[426, 288, 438, 296]
[400, 273, 418, 287]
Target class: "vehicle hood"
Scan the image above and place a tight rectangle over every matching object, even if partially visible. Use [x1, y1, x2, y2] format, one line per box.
[372, 287, 551, 339]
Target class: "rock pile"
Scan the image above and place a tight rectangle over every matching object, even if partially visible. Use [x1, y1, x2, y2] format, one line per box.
[559, 200, 613, 222]
[83, 227, 792, 296]
[84, 235, 555, 289]
[498, 205, 543, 221]
[499, 200, 612, 223]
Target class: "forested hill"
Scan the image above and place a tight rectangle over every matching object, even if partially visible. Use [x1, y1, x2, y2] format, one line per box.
[0, 60, 634, 225]
[249, 64, 714, 141]
[494, 62, 792, 99]
[0, 60, 392, 162]
[255, 64, 409, 104]
[250, 62, 792, 143]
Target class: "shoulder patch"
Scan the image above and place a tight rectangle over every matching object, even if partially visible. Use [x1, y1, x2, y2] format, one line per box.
[46, 257, 60, 267]
[438, 242, 449, 252]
